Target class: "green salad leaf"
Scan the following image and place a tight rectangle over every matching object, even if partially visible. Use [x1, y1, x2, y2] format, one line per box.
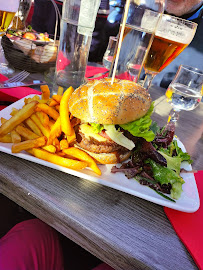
[145, 159, 185, 200]
[119, 102, 155, 142]
[90, 123, 104, 134]
[159, 140, 193, 164]
[158, 150, 182, 174]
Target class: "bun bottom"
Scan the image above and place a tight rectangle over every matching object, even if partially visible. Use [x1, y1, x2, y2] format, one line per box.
[76, 145, 131, 164]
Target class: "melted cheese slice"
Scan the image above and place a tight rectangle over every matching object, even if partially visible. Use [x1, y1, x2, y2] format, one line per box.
[80, 124, 107, 142]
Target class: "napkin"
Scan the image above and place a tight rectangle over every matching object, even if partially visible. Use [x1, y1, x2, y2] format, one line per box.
[86, 66, 136, 81]
[85, 66, 109, 80]
[0, 74, 41, 103]
[164, 171, 203, 269]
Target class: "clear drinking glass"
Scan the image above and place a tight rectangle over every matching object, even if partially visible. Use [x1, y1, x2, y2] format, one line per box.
[103, 36, 117, 70]
[54, 0, 101, 92]
[142, 14, 197, 90]
[166, 65, 203, 124]
[108, 0, 165, 80]
[0, 0, 20, 75]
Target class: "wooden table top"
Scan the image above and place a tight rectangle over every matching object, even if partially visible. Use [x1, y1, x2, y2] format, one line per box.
[0, 84, 202, 270]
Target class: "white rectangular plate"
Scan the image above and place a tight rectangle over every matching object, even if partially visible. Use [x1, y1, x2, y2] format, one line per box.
[0, 95, 200, 212]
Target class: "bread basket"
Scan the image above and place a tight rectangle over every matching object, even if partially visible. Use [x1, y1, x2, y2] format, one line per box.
[1, 34, 58, 73]
[1, 0, 61, 73]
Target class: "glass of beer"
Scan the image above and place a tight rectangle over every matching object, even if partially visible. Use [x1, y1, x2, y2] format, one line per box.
[108, 0, 165, 80]
[142, 14, 197, 90]
[0, 0, 20, 74]
[165, 65, 203, 124]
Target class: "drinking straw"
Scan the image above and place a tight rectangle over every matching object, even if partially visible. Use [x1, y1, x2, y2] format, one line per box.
[111, 0, 131, 85]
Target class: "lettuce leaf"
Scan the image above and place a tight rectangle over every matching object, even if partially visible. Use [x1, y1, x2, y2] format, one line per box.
[158, 150, 181, 174]
[145, 159, 184, 200]
[159, 140, 193, 164]
[90, 123, 104, 134]
[119, 102, 155, 142]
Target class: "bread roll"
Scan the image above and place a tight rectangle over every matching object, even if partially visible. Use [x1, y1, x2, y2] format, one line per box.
[31, 44, 57, 64]
[14, 38, 36, 55]
[69, 78, 151, 125]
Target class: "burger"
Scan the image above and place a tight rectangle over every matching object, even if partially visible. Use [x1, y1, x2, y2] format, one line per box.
[68, 78, 154, 164]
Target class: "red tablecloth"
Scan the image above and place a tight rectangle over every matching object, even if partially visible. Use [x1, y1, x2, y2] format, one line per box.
[164, 171, 203, 269]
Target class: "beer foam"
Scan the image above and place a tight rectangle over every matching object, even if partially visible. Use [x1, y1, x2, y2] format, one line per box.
[0, 0, 19, 12]
[156, 16, 196, 44]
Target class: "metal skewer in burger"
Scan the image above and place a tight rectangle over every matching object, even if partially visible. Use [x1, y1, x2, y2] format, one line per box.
[69, 78, 154, 164]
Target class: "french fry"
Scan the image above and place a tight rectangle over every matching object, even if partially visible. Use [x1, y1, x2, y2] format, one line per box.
[49, 99, 58, 107]
[1, 117, 7, 125]
[36, 103, 59, 121]
[66, 129, 76, 144]
[0, 101, 38, 137]
[32, 95, 40, 102]
[11, 130, 21, 143]
[57, 86, 63, 96]
[40, 85, 50, 100]
[36, 111, 49, 127]
[25, 95, 40, 104]
[56, 151, 66, 157]
[24, 97, 31, 105]
[27, 148, 88, 170]
[42, 145, 56, 153]
[60, 139, 69, 150]
[38, 99, 50, 104]
[53, 138, 60, 152]
[52, 95, 62, 103]
[0, 134, 12, 143]
[12, 136, 47, 153]
[55, 105, 60, 112]
[30, 114, 50, 138]
[10, 108, 19, 116]
[24, 118, 43, 137]
[60, 86, 74, 136]
[48, 119, 55, 129]
[63, 147, 101, 175]
[16, 125, 39, 140]
[48, 116, 61, 145]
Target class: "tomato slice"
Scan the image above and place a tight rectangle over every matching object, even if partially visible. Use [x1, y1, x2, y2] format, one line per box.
[23, 32, 36, 41]
[99, 130, 111, 140]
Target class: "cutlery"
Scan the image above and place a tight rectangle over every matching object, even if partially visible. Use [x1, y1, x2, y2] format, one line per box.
[0, 80, 46, 89]
[3, 70, 30, 83]
[87, 71, 109, 79]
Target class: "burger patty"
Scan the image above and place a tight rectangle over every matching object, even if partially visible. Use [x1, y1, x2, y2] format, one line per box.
[76, 130, 128, 154]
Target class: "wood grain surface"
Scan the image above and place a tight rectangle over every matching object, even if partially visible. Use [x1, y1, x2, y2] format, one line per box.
[0, 85, 202, 270]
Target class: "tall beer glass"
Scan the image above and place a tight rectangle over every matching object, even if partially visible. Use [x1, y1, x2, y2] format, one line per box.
[142, 14, 197, 90]
[0, 0, 20, 74]
[108, 0, 165, 80]
[0, 0, 20, 33]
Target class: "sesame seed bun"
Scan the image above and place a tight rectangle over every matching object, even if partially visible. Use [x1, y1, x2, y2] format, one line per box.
[69, 78, 151, 125]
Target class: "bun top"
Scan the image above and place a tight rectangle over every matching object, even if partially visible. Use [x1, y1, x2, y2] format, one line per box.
[69, 78, 152, 125]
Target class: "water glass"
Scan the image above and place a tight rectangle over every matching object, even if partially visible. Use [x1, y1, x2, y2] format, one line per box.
[103, 36, 117, 70]
[166, 65, 203, 123]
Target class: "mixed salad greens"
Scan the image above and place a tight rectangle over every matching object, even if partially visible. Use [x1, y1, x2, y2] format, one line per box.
[111, 119, 193, 202]
[7, 25, 50, 42]
[88, 102, 192, 201]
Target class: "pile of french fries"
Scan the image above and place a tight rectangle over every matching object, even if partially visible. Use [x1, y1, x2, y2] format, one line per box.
[0, 85, 101, 175]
